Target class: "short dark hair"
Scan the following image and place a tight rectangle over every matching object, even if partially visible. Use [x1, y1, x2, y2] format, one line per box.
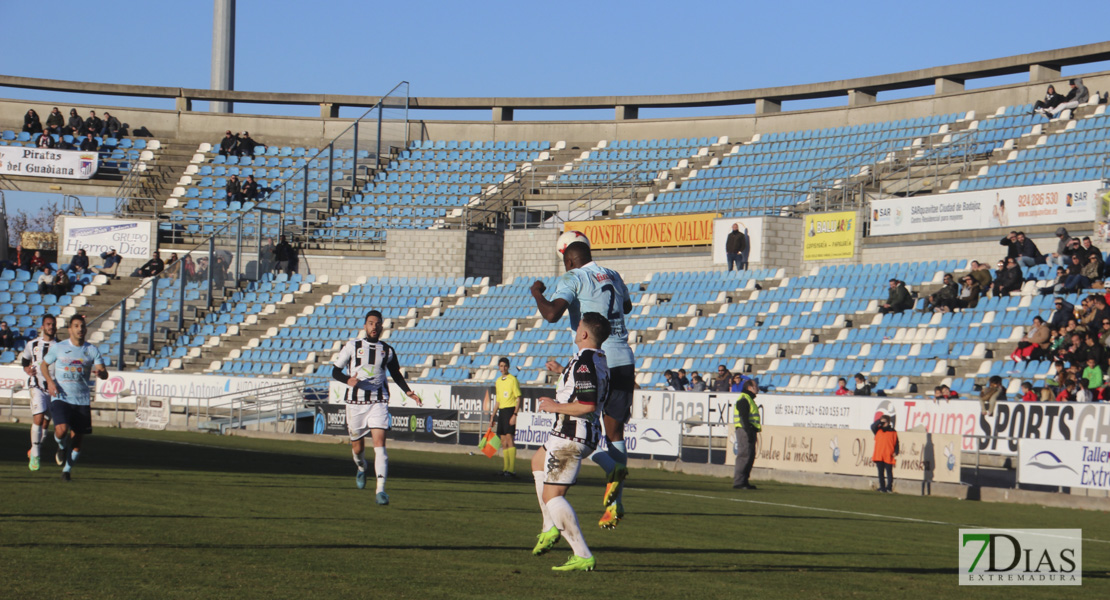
[854, 372, 866, 381]
[69, 314, 86, 326]
[498, 357, 510, 368]
[563, 241, 591, 263]
[41, 314, 55, 325]
[364, 310, 383, 322]
[579, 312, 611, 345]
[989, 375, 1002, 386]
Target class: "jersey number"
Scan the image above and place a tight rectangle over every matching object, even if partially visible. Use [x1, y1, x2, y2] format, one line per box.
[601, 284, 621, 320]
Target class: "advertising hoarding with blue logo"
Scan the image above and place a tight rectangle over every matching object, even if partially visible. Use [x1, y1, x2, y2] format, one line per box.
[1018, 439, 1110, 491]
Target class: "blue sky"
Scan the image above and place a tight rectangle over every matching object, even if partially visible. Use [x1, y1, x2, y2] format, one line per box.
[4, 0, 1110, 217]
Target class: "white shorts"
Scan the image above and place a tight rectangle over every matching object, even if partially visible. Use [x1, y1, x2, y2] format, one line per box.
[542, 435, 593, 486]
[30, 388, 51, 416]
[346, 403, 389, 441]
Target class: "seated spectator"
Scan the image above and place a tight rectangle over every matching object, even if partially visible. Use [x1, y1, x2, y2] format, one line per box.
[51, 269, 70, 299]
[730, 373, 745, 392]
[9, 243, 27, 271]
[677, 368, 690, 388]
[1049, 297, 1074, 330]
[1083, 253, 1103, 287]
[853, 373, 872, 396]
[1013, 232, 1044, 267]
[999, 231, 1022, 263]
[1055, 254, 1091, 294]
[134, 251, 165, 278]
[1041, 267, 1068, 296]
[1019, 381, 1038, 402]
[688, 374, 707, 392]
[66, 108, 83, 136]
[66, 249, 91, 274]
[953, 274, 980, 310]
[195, 256, 209, 282]
[939, 384, 958, 399]
[242, 175, 259, 200]
[1083, 333, 1106, 370]
[84, 111, 103, 136]
[29, 250, 46, 271]
[1049, 227, 1071, 267]
[834, 377, 851, 396]
[1076, 378, 1093, 403]
[0, 321, 15, 349]
[235, 131, 257, 157]
[1032, 85, 1065, 117]
[878, 278, 912, 314]
[1047, 78, 1089, 118]
[979, 375, 1005, 417]
[1078, 237, 1104, 272]
[225, 174, 242, 202]
[79, 132, 99, 152]
[966, 260, 992, 297]
[93, 248, 122, 278]
[22, 109, 42, 134]
[45, 107, 65, 134]
[992, 257, 1023, 296]
[663, 370, 684, 391]
[163, 253, 179, 279]
[36, 131, 55, 149]
[1058, 332, 1087, 367]
[1010, 316, 1049, 363]
[100, 112, 122, 138]
[36, 267, 54, 295]
[713, 365, 732, 392]
[921, 273, 958, 313]
[1056, 379, 1077, 402]
[219, 130, 238, 156]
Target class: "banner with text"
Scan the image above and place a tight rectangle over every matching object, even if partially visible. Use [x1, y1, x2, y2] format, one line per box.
[97, 371, 288, 406]
[0, 146, 98, 179]
[388, 408, 460, 444]
[869, 181, 1101, 236]
[58, 216, 156, 260]
[803, 211, 857, 260]
[133, 397, 171, 430]
[564, 213, 719, 250]
[510, 411, 681, 459]
[0, 366, 33, 399]
[1018, 439, 1110, 490]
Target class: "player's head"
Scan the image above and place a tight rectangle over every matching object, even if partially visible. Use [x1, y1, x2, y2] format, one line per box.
[575, 311, 611, 349]
[69, 314, 87, 344]
[498, 357, 510, 374]
[41, 314, 56, 338]
[562, 241, 592, 271]
[363, 310, 383, 340]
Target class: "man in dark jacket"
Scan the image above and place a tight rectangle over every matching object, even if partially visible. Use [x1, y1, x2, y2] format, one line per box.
[879, 279, 912, 314]
[135, 251, 165, 278]
[100, 112, 122, 138]
[225, 175, 242, 202]
[79, 133, 99, 152]
[1049, 297, 1074, 330]
[242, 175, 259, 200]
[922, 273, 958, 312]
[84, 111, 103, 137]
[236, 132, 257, 157]
[274, 236, 295, 275]
[1014, 232, 1045, 267]
[66, 249, 90, 274]
[218, 130, 238, 157]
[999, 231, 1023, 262]
[45, 107, 65, 134]
[1048, 78, 1090, 117]
[992, 258, 1024, 296]
[725, 223, 747, 272]
[713, 364, 732, 392]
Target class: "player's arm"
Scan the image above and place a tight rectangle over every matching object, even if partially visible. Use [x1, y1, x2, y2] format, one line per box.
[385, 349, 421, 406]
[40, 350, 59, 396]
[538, 397, 596, 417]
[20, 345, 33, 376]
[94, 363, 108, 380]
[530, 280, 569, 323]
[538, 358, 599, 417]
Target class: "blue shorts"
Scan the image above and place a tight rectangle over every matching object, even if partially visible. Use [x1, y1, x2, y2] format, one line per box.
[603, 364, 635, 424]
[51, 400, 93, 435]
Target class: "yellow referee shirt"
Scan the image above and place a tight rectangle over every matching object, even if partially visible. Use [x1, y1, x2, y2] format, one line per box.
[495, 374, 522, 410]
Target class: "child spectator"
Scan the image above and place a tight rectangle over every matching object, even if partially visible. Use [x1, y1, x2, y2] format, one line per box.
[853, 373, 872, 396]
[834, 377, 851, 395]
[1020, 381, 1038, 402]
[1056, 379, 1076, 402]
[870, 414, 899, 494]
[729, 373, 744, 392]
[1076, 378, 1093, 403]
[940, 384, 959, 399]
[1083, 357, 1104, 390]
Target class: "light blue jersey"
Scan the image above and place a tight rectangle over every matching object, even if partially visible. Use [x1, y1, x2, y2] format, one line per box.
[551, 261, 634, 368]
[43, 340, 104, 406]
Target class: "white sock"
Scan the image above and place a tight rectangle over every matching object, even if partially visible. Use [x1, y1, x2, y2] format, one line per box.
[30, 424, 42, 458]
[352, 448, 367, 472]
[373, 447, 387, 494]
[546, 496, 590, 558]
[534, 471, 553, 531]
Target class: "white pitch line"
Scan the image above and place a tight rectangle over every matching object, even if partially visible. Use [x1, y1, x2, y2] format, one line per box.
[646, 489, 1110, 544]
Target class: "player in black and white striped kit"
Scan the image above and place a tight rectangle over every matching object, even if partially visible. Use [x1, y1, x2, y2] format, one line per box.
[21, 314, 57, 472]
[331, 310, 421, 505]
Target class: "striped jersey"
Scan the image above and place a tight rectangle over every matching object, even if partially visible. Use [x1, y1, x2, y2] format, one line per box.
[332, 338, 408, 404]
[20, 337, 55, 389]
[551, 261, 634, 368]
[549, 347, 609, 447]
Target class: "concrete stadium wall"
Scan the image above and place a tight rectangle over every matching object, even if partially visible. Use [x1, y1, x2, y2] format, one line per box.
[503, 229, 560, 282]
[300, 229, 471, 284]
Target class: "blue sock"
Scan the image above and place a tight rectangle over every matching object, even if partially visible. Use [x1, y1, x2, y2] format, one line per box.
[608, 440, 627, 466]
[590, 448, 616, 475]
[63, 450, 78, 472]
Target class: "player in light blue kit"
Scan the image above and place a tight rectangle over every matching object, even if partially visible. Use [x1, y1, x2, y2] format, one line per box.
[40, 315, 108, 482]
[532, 234, 634, 530]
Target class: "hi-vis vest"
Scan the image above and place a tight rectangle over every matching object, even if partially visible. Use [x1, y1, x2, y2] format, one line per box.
[733, 392, 761, 431]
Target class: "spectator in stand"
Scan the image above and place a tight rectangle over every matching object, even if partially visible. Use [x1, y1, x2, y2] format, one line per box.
[100, 112, 122, 138]
[992, 257, 1023, 296]
[1049, 227, 1071, 267]
[1041, 266, 1068, 296]
[65, 108, 83, 136]
[966, 260, 992, 297]
[12, 244, 28, 271]
[22, 109, 42, 134]
[212, 254, 228, 288]
[1049, 297, 1075, 330]
[134, 251, 164, 278]
[728, 373, 743, 392]
[93, 248, 122, 279]
[1010, 316, 1049, 363]
[952, 274, 980, 310]
[725, 223, 747, 272]
[979, 375, 1005, 417]
[1016, 232, 1045, 267]
[66, 249, 90, 275]
[1056, 379, 1077, 402]
[853, 373, 872, 396]
[0, 321, 15, 349]
[84, 111, 103, 137]
[1079, 237, 1104, 276]
[79, 132, 98, 152]
[1083, 253, 1103, 287]
[36, 131, 55, 149]
[236, 131, 257, 157]
[259, 237, 275, 275]
[1082, 333, 1106, 370]
[274, 235, 295, 275]
[921, 273, 958, 313]
[218, 130, 238, 157]
[1058, 332, 1086, 367]
[663, 370, 684, 391]
[45, 107, 65, 134]
[29, 251, 46, 271]
[1000, 231, 1022, 262]
[163, 253, 179, 278]
[225, 174, 242, 202]
[1076, 378, 1094, 402]
[1083, 357, 1104, 390]
[834, 377, 851, 395]
[194, 256, 209, 282]
[688, 373, 706, 392]
[51, 269, 70, 299]
[870, 414, 899, 494]
[1020, 381, 1038, 402]
[1032, 85, 1066, 117]
[36, 267, 54, 295]
[1098, 317, 1110, 347]
[677, 368, 690, 388]
[878, 279, 912, 314]
[713, 365, 732, 392]
[242, 175, 259, 200]
[181, 254, 197, 282]
[1047, 78, 1090, 118]
[1055, 254, 1090, 294]
[1087, 295, 1110, 330]
[940, 384, 959, 399]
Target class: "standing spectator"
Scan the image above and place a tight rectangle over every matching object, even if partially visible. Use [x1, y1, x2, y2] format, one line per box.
[182, 254, 197, 282]
[29, 250, 46, 271]
[162, 253, 180, 280]
[92, 248, 122, 278]
[134, 251, 164, 278]
[65, 108, 83, 136]
[979, 375, 1005, 417]
[871, 414, 899, 494]
[225, 175, 242, 202]
[921, 273, 957, 313]
[1049, 227, 1071, 267]
[22, 109, 43, 134]
[194, 257, 209, 282]
[274, 235, 295, 275]
[45, 107, 65, 134]
[79, 133, 99, 152]
[725, 223, 747, 272]
[834, 377, 851, 396]
[218, 130, 238, 157]
[259, 237, 275, 275]
[36, 131, 55, 149]
[212, 254, 228, 288]
[878, 279, 912, 314]
[242, 175, 260, 200]
[1032, 85, 1065, 117]
[83, 111, 103, 137]
[1047, 78, 1089, 118]
[688, 374, 707, 392]
[236, 131, 257, 157]
[66, 249, 90, 275]
[100, 112, 122, 138]
[732, 379, 761, 490]
[663, 370, 684, 391]
[853, 373, 872, 396]
[992, 258, 1023, 296]
[0, 321, 15, 349]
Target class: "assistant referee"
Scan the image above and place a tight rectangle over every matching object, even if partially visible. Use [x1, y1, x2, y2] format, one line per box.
[487, 357, 522, 477]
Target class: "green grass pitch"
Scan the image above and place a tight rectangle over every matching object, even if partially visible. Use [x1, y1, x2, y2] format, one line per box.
[1, 423, 1106, 599]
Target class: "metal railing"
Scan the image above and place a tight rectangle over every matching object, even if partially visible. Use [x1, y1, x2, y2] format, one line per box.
[190, 379, 306, 433]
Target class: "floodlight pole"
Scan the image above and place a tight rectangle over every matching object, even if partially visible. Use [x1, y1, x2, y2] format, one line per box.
[210, 0, 236, 113]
